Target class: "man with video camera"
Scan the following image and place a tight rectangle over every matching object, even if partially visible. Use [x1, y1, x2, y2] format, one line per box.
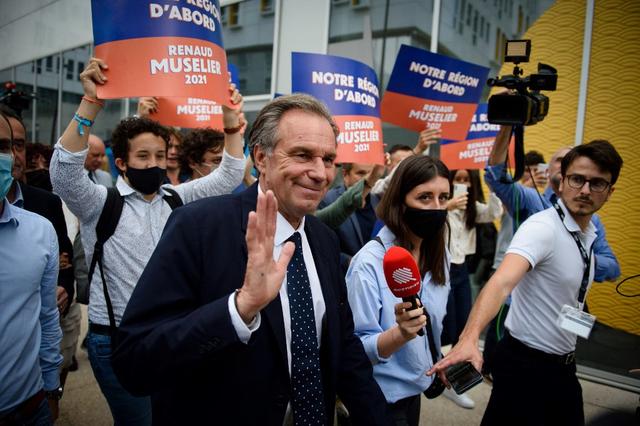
[429, 140, 623, 425]
[484, 124, 620, 282]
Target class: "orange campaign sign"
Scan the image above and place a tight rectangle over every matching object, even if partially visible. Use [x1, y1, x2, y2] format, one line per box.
[439, 104, 514, 170]
[381, 45, 489, 141]
[291, 52, 385, 165]
[91, 1, 229, 104]
[150, 97, 224, 129]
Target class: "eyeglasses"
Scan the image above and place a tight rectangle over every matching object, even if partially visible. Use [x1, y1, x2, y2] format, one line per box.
[565, 174, 611, 193]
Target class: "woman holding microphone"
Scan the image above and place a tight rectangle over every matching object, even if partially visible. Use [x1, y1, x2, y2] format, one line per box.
[346, 155, 451, 426]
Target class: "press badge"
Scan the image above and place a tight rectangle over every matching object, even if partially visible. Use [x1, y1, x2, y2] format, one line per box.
[557, 304, 596, 339]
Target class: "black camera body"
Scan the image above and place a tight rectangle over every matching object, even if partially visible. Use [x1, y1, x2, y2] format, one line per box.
[487, 40, 557, 126]
[0, 82, 35, 119]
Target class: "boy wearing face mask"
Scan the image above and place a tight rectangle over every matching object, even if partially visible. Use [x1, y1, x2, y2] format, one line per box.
[48, 58, 246, 424]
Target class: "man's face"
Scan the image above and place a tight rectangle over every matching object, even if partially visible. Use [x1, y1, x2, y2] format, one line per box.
[559, 156, 613, 219]
[343, 163, 373, 189]
[549, 147, 571, 193]
[191, 147, 223, 178]
[388, 149, 413, 172]
[255, 110, 337, 225]
[115, 132, 167, 175]
[8, 118, 26, 181]
[85, 136, 106, 171]
[167, 135, 181, 170]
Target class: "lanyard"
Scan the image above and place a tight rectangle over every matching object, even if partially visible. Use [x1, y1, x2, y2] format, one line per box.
[552, 202, 593, 306]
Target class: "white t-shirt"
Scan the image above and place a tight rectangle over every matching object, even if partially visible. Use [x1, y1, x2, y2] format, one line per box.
[505, 199, 597, 355]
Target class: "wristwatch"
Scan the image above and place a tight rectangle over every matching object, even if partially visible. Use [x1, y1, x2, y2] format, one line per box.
[45, 387, 64, 401]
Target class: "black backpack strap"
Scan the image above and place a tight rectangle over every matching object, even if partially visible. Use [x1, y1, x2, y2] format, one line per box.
[88, 187, 124, 334]
[162, 186, 184, 210]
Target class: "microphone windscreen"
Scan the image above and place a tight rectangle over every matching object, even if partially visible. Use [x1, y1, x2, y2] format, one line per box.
[382, 246, 421, 299]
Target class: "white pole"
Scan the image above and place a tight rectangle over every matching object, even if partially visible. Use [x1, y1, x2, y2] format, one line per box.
[431, 0, 441, 53]
[574, 0, 594, 146]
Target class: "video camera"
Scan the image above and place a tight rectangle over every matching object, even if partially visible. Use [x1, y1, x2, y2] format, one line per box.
[487, 40, 557, 126]
[0, 82, 35, 119]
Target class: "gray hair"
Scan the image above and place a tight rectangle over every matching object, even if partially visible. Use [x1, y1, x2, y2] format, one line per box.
[247, 93, 340, 161]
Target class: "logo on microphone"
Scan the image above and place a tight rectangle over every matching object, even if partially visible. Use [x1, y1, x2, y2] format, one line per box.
[392, 267, 416, 284]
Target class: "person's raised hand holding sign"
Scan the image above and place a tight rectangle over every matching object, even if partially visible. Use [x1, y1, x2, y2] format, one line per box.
[221, 83, 245, 161]
[61, 58, 108, 153]
[137, 97, 158, 118]
[414, 128, 441, 155]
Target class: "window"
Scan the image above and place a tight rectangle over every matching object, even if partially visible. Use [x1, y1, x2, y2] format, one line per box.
[45, 56, 53, 73]
[480, 16, 485, 39]
[351, 0, 370, 9]
[32, 59, 42, 74]
[77, 62, 84, 81]
[473, 10, 478, 33]
[222, 4, 240, 27]
[260, 0, 274, 15]
[228, 4, 240, 27]
[485, 22, 490, 43]
[65, 59, 74, 80]
[459, 0, 466, 34]
[466, 5, 472, 25]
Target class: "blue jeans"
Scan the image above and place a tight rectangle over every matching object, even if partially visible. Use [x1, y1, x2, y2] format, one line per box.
[441, 263, 472, 346]
[87, 331, 152, 426]
[1, 396, 52, 426]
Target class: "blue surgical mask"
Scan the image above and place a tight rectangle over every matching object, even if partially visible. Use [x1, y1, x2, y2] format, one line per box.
[0, 153, 13, 200]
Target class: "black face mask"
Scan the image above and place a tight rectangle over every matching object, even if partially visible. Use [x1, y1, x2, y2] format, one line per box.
[403, 207, 447, 240]
[125, 166, 166, 195]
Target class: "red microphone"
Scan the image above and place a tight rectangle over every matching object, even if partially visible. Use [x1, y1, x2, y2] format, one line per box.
[383, 246, 428, 336]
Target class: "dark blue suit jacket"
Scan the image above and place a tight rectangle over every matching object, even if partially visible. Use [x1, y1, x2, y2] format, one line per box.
[112, 183, 389, 426]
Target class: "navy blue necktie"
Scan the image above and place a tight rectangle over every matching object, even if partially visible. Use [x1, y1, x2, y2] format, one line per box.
[286, 232, 326, 425]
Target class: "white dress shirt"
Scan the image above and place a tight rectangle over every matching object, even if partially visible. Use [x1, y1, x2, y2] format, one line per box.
[229, 187, 326, 372]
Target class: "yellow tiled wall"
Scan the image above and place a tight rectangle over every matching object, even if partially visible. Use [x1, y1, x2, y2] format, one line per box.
[497, 0, 640, 335]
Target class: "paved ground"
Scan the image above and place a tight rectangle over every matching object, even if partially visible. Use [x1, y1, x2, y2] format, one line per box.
[57, 308, 639, 425]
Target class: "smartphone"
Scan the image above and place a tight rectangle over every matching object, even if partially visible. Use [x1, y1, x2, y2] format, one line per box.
[453, 183, 468, 198]
[445, 362, 483, 395]
[537, 163, 549, 174]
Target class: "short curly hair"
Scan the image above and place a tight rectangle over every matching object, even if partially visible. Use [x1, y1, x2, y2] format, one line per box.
[111, 117, 170, 170]
[179, 128, 225, 172]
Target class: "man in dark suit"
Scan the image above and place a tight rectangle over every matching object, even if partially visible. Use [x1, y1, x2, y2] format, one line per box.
[112, 94, 390, 425]
[320, 163, 380, 272]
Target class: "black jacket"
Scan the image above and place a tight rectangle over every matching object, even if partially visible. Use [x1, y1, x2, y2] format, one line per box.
[113, 183, 390, 425]
[19, 181, 74, 304]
